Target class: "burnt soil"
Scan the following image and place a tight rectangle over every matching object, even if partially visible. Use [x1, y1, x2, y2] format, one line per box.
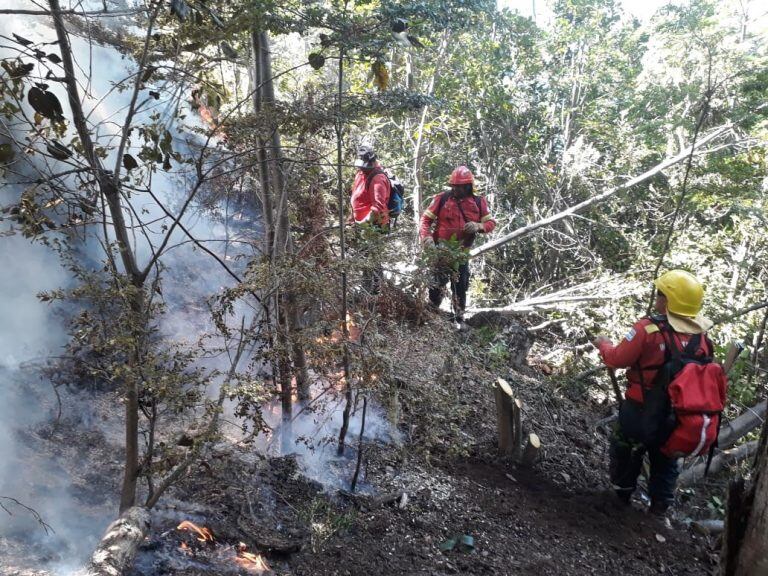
[130, 311, 719, 576]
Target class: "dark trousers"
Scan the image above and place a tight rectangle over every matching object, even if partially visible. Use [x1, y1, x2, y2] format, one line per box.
[428, 262, 470, 311]
[609, 400, 680, 508]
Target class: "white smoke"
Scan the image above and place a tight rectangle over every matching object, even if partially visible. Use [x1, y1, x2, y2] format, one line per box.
[0, 2, 252, 573]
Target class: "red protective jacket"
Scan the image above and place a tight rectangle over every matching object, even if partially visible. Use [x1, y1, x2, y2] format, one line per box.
[350, 164, 390, 226]
[419, 192, 496, 244]
[597, 317, 712, 403]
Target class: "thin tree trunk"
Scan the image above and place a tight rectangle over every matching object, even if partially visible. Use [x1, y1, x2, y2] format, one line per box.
[250, 30, 274, 254]
[748, 308, 768, 394]
[49, 0, 149, 512]
[257, 31, 310, 403]
[336, 34, 353, 456]
[411, 31, 450, 227]
[723, 420, 768, 575]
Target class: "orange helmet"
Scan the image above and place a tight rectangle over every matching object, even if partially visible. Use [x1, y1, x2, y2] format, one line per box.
[449, 166, 474, 185]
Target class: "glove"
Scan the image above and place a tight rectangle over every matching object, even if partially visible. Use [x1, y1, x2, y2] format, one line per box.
[463, 221, 483, 234]
[593, 335, 612, 349]
[421, 236, 435, 248]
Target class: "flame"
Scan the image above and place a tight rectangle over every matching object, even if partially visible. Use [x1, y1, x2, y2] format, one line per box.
[180, 541, 189, 551]
[177, 520, 214, 542]
[236, 542, 270, 572]
[314, 314, 362, 345]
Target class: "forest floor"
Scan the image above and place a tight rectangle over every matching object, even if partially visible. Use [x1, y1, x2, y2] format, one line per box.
[2, 306, 725, 576]
[131, 307, 720, 576]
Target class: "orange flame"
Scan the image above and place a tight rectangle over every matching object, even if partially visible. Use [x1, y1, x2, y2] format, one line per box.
[177, 520, 214, 542]
[236, 542, 270, 572]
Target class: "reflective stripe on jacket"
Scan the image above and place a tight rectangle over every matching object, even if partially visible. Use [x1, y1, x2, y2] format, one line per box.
[597, 317, 711, 403]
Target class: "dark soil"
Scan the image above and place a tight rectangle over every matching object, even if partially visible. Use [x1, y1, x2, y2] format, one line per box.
[287, 451, 714, 576]
[4, 312, 723, 576]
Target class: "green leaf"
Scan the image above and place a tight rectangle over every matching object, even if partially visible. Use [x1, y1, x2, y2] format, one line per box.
[308, 52, 325, 70]
[0, 143, 14, 163]
[123, 153, 138, 171]
[46, 140, 72, 160]
[27, 86, 64, 121]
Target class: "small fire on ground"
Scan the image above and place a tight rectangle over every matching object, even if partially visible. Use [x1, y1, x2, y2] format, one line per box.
[176, 520, 270, 573]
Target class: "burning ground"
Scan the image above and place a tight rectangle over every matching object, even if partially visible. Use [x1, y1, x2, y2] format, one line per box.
[0, 306, 723, 575]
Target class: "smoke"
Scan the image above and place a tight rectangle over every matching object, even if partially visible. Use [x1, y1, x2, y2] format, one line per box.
[258, 390, 401, 492]
[0, 2, 254, 573]
[0, 3, 399, 574]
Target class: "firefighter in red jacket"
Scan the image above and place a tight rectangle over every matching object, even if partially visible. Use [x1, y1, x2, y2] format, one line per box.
[593, 270, 713, 513]
[350, 145, 390, 228]
[419, 166, 496, 319]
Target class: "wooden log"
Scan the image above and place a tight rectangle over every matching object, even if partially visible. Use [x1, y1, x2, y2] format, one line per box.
[83, 506, 150, 576]
[722, 341, 745, 373]
[690, 519, 724, 536]
[521, 433, 541, 467]
[719, 401, 767, 450]
[679, 441, 758, 486]
[494, 378, 515, 456]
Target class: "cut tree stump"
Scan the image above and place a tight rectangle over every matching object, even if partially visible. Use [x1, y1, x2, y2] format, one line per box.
[494, 378, 541, 465]
[83, 506, 150, 576]
[521, 433, 541, 466]
[494, 378, 516, 456]
[512, 398, 523, 460]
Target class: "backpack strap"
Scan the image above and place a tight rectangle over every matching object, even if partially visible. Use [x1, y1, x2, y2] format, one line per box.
[435, 192, 482, 222]
[704, 415, 722, 477]
[365, 168, 389, 191]
[436, 191, 451, 216]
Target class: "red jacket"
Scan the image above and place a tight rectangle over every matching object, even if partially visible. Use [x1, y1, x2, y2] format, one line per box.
[350, 164, 390, 226]
[419, 192, 496, 244]
[597, 317, 712, 403]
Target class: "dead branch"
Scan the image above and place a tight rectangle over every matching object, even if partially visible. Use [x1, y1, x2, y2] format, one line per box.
[719, 401, 767, 450]
[0, 496, 53, 534]
[338, 490, 406, 511]
[679, 441, 758, 486]
[715, 301, 768, 325]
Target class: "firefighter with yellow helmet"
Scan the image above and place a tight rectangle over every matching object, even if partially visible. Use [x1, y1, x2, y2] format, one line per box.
[593, 270, 715, 514]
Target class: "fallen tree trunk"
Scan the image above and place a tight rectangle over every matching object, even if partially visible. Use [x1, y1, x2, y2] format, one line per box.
[679, 441, 758, 486]
[470, 124, 732, 258]
[719, 401, 767, 450]
[470, 295, 611, 315]
[83, 506, 150, 576]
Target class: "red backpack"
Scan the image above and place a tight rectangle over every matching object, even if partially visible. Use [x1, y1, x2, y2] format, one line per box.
[639, 319, 728, 460]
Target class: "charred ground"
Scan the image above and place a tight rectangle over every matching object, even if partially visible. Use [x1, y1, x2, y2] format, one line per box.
[121, 309, 719, 575]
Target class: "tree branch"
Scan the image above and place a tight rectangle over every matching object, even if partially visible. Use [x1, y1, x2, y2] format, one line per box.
[469, 124, 733, 258]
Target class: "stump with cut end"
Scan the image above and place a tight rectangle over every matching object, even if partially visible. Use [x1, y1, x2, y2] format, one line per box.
[521, 433, 541, 467]
[494, 378, 516, 456]
[494, 378, 542, 465]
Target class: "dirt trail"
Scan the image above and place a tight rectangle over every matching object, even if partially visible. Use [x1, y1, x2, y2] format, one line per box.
[287, 452, 711, 576]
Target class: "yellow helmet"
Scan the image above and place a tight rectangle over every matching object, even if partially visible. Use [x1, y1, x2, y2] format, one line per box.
[654, 270, 704, 317]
